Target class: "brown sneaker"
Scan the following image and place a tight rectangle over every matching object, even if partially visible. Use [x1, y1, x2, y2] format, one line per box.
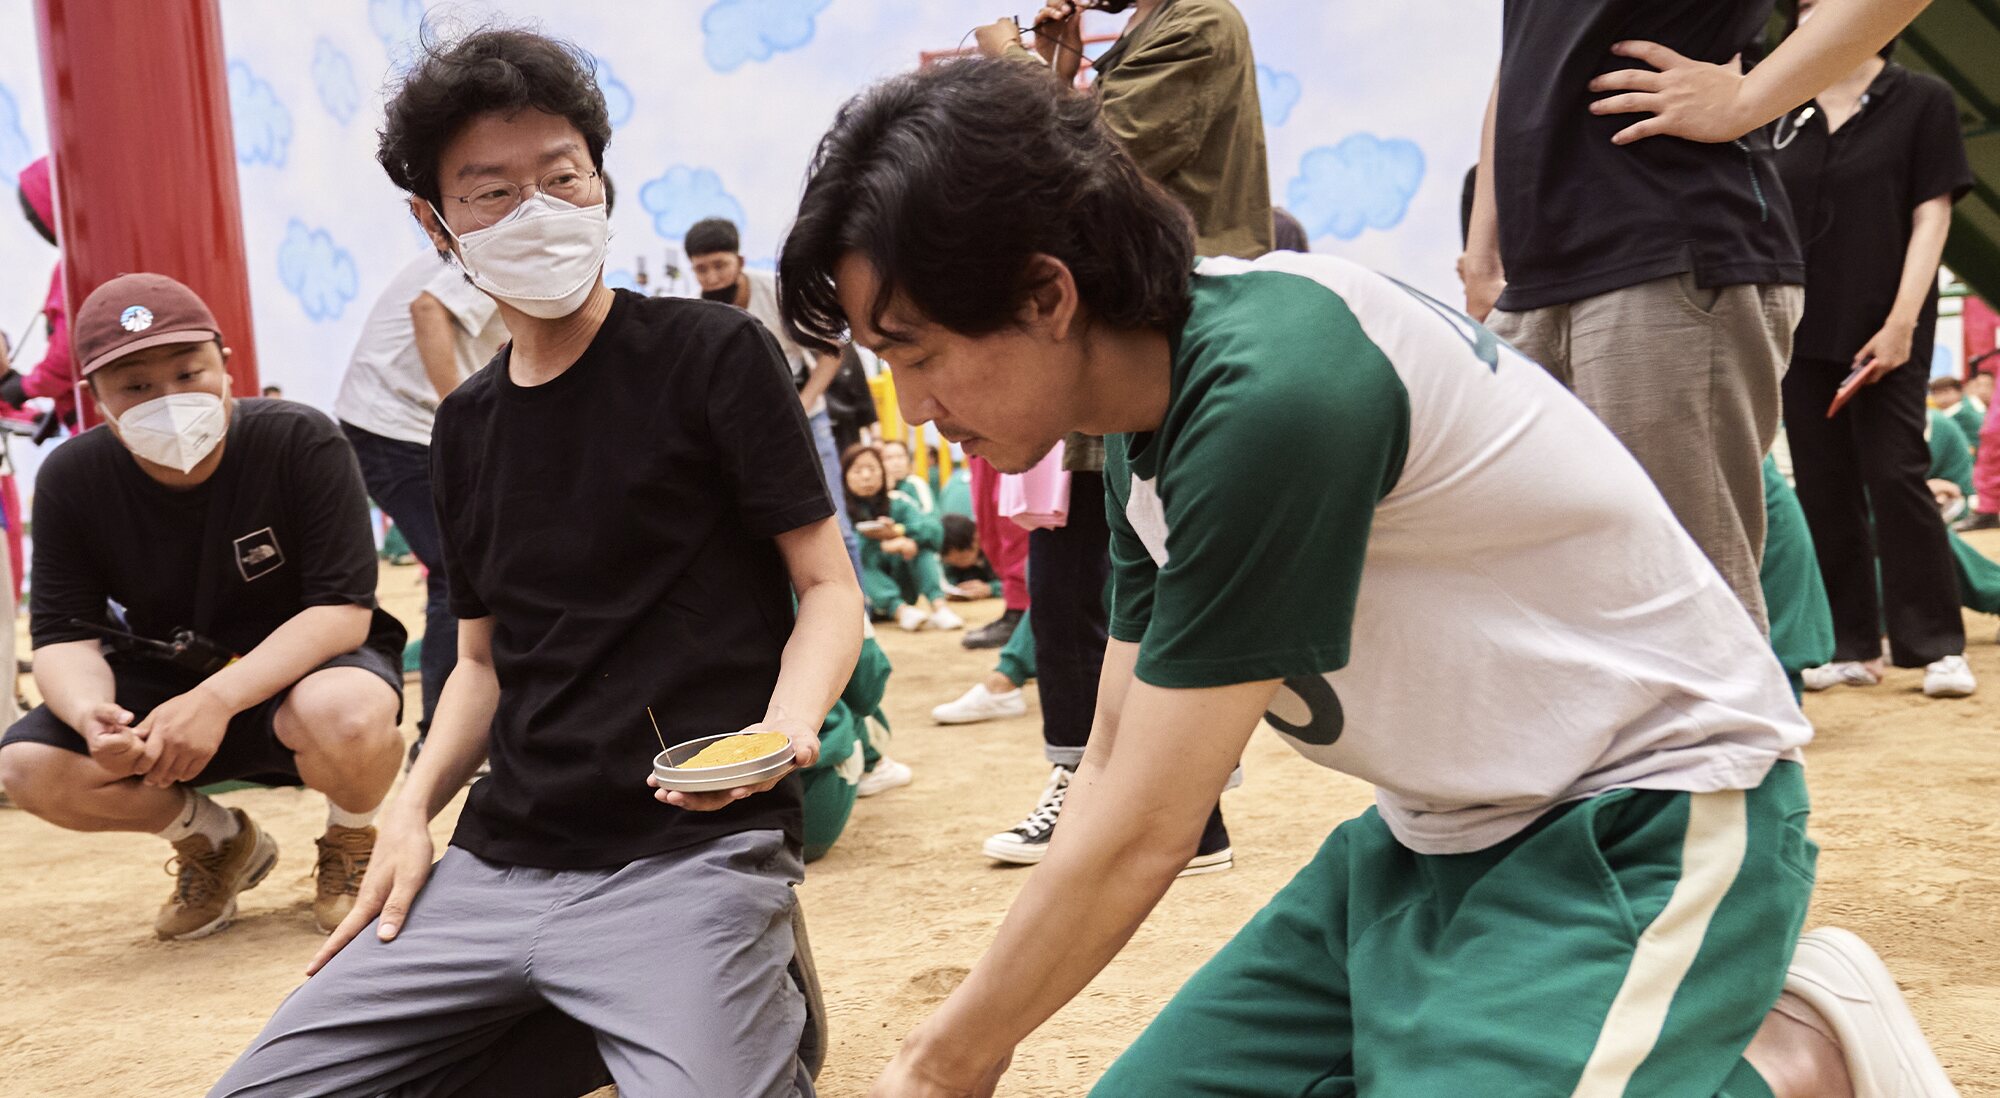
[313, 824, 376, 933]
[155, 808, 279, 941]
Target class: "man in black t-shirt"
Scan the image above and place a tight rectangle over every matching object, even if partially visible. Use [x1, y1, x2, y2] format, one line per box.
[212, 29, 861, 1098]
[0, 274, 407, 942]
[1460, 0, 1931, 633]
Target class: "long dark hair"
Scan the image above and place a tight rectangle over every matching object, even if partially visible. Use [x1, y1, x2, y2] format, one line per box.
[840, 442, 890, 523]
[779, 58, 1196, 346]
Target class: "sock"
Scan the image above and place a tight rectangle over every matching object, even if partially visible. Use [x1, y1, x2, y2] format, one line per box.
[156, 789, 240, 847]
[326, 800, 379, 830]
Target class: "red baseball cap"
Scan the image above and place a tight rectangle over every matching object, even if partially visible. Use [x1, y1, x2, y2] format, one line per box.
[73, 273, 222, 377]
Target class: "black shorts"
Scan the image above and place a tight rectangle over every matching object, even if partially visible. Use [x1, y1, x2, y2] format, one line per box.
[0, 646, 403, 788]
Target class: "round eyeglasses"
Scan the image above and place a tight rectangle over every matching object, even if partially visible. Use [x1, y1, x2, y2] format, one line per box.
[444, 167, 601, 228]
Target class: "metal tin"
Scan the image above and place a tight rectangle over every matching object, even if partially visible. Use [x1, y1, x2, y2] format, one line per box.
[652, 732, 797, 792]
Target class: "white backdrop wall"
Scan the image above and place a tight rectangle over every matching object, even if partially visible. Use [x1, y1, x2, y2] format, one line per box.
[0, 0, 1501, 463]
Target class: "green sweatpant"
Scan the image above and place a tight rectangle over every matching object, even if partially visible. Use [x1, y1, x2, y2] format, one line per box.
[860, 550, 947, 616]
[1949, 529, 2000, 615]
[996, 607, 1036, 686]
[1760, 457, 1834, 701]
[1095, 762, 1815, 1097]
[801, 633, 894, 862]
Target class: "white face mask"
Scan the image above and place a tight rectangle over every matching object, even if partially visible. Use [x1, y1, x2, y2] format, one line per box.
[117, 390, 228, 474]
[439, 193, 611, 319]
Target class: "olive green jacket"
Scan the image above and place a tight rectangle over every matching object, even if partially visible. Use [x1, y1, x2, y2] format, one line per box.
[1011, 0, 1273, 261]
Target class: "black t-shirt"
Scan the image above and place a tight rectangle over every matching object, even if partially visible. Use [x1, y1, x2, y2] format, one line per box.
[1495, 0, 1804, 311]
[432, 290, 834, 869]
[30, 399, 404, 674]
[1773, 64, 1973, 364]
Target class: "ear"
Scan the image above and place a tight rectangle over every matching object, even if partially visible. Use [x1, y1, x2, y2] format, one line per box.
[1019, 254, 1081, 343]
[410, 196, 455, 258]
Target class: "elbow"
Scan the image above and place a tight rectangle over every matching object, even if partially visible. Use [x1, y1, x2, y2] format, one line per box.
[409, 294, 449, 329]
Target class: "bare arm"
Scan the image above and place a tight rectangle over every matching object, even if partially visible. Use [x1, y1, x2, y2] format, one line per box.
[1589, 0, 1931, 144]
[798, 351, 841, 414]
[1848, 194, 1955, 382]
[33, 639, 120, 734]
[309, 614, 497, 972]
[410, 292, 464, 403]
[878, 640, 1279, 1092]
[1458, 74, 1505, 321]
[654, 516, 863, 811]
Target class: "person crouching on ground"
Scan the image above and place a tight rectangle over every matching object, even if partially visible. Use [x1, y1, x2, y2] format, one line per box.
[0, 273, 408, 940]
[210, 27, 859, 1098]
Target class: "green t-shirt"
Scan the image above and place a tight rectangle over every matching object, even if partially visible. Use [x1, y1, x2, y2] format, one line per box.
[1948, 396, 1984, 461]
[1104, 253, 1811, 854]
[1928, 409, 1975, 498]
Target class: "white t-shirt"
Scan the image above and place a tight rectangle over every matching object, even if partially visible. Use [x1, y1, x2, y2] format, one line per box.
[1105, 252, 1811, 855]
[335, 253, 507, 445]
[739, 268, 824, 417]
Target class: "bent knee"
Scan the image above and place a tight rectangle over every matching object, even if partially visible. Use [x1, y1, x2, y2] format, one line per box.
[279, 682, 399, 755]
[0, 742, 96, 821]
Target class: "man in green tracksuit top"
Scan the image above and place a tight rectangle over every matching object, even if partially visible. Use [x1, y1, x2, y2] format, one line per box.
[778, 59, 1960, 1098]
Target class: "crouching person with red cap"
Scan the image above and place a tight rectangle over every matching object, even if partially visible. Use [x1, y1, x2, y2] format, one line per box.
[0, 273, 408, 940]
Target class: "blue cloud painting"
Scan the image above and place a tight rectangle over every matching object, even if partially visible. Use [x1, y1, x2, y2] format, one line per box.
[0, 84, 32, 187]
[229, 60, 292, 168]
[370, 0, 428, 72]
[703, 0, 830, 73]
[313, 39, 360, 125]
[278, 219, 359, 321]
[640, 166, 746, 241]
[1287, 135, 1424, 241]
[1258, 65, 1301, 127]
[594, 58, 634, 129]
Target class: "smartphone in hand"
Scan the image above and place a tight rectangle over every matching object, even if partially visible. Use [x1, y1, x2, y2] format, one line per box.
[1826, 363, 1873, 418]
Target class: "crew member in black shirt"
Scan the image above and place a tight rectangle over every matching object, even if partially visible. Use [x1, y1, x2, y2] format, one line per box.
[1461, 0, 1932, 633]
[0, 273, 407, 942]
[1771, 3, 1976, 699]
[213, 29, 861, 1098]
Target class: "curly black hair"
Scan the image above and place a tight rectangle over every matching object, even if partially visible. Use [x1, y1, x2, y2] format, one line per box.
[377, 27, 611, 207]
[779, 58, 1195, 346]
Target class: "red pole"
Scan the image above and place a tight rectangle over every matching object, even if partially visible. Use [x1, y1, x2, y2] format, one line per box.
[33, 0, 260, 427]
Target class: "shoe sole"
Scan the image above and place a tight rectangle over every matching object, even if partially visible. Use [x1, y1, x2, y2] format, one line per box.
[983, 836, 1048, 864]
[1178, 848, 1234, 878]
[932, 706, 1028, 726]
[1923, 683, 1975, 698]
[1794, 928, 1960, 1097]
[165, 831, 280, 942]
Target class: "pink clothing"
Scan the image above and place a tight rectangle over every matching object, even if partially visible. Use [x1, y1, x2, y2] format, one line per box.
[999, 440, 1070, 531]
[13, 158, 77, 422]
[1977, 384, 2000, 515]
[969, 456, 1030, 611]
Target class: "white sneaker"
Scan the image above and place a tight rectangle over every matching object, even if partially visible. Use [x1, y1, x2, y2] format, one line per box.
[1922, 655, 1975, 698]
[982, 766, 1070, 864]
[856, 757, 912, 797]
[1803, 661, 1882, 692]
[928, 605, 964, 631]
[895, 605, 927, 632]
[1785, 927, 1960, 1097]
[932, 682, 1028, 725]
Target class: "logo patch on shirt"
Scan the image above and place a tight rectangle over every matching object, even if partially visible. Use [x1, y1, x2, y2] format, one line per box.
[233, 527, 285, 582]
[1264, 675, 1343, 746]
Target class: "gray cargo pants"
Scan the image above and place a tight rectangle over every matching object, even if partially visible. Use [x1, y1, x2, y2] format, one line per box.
[210, 829, 812, 1098]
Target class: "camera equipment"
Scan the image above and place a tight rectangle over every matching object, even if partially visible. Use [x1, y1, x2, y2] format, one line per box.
[67, 619, 237, 677]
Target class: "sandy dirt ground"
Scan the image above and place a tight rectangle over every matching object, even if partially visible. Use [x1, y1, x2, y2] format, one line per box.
[1, 546, 1997, 1096]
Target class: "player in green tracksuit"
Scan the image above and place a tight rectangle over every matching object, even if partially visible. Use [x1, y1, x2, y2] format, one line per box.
[1761, 457, 1835, 702]
[842, 443, 960, 631]
[778, 59, 1956, 1098]
[1926, 411, 2000, 617]
[801, 623, 896, 861]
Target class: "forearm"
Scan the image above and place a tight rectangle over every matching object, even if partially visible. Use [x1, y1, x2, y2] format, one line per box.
[913, 671, 1274, 1074]
[195, 603, 370, 714]
[1887, 199, 1953, 328]
[765, 569, 864, 733]
[798, 352, 839, 413]
[32, 641, 119, 730]
[1465, 76, 1503, 269]
[392, 648, 497, 821]
[1738, 0, 1930, 131]
[412, 296, 463, 402]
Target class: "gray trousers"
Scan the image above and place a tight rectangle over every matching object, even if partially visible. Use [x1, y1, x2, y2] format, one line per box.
[210, 829, 812, 1098]
[1491, 273, 1803, 632]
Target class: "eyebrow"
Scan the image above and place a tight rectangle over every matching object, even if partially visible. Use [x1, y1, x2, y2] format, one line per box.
[453, 142, 585, 181]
